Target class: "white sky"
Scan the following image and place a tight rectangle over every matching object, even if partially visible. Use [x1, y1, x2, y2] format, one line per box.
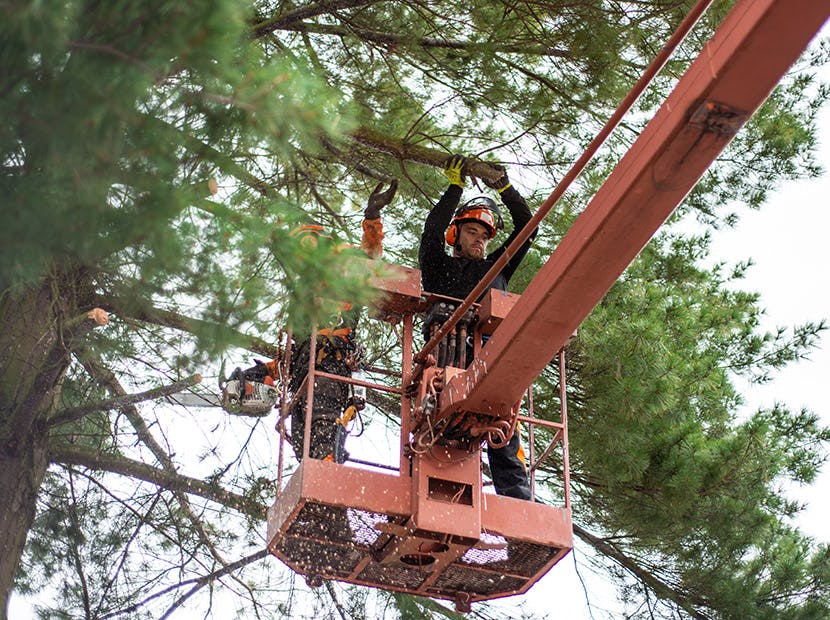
[713, 149, 830, 544]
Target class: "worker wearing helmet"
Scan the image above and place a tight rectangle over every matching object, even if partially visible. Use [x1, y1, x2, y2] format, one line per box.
[418, 154, 537, 500]
[420, 155, 535, 298]
[247, 180, 397, 463]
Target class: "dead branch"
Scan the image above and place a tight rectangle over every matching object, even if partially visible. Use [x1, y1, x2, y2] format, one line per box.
[48, 443, 264, 518]
[47, 374, 202, 429]
[95, 295, 281, 359]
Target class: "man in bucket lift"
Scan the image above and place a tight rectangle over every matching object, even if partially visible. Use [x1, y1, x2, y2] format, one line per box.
[418, 155, 537, 500]
[245, 180, 396, 463]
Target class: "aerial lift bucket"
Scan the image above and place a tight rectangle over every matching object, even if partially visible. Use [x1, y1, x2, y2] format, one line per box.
[266, 265, 573, 611]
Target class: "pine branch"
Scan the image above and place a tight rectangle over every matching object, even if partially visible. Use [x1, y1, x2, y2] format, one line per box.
[47, 374, 202, 429]
[324, 580, 348, 620]
[154, 109, 504, 191]
[48, 443, 264, 518]
[253, 0, 381, 37]
[91, 487, 163, 618]
[157, 548, 271, 620]
[98, 548, 270, 620]
[573, 523, 711, 619]
[319, 134, 391, 180]
[66, 472, 93, 618]
[348, 126, 506, 180]
[141, 115, 275, 197]
[275, 21, 570, 58]
[79, 354, 239, 571]
[495, 53, 611, 126]
[95, 295, 282, 358]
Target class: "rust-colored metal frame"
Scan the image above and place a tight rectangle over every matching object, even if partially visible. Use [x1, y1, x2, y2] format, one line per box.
[267, 267, 573, 610]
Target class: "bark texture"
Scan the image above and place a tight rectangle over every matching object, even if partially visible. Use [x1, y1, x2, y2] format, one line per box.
[0, 272, 92, 615]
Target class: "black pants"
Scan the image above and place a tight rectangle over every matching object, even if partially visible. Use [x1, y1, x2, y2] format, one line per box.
[291, 375, 349, 462]
[488, 431, 531, 500]
[469, 339, 531, 500]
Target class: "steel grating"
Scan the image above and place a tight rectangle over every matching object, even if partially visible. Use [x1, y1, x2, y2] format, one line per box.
[285, 503, 404, 544]
[348, 508, 395, 548]
[284, 502, 354, 544]
[356, 560, 431, 590]
[269, 475, 571, 603]
[429, 563, 528, 597]
[277, 537, 364, 577]
[461, 537, 562, 578]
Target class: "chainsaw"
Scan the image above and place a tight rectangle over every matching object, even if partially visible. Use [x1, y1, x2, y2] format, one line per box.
[218, 360, 278, 417]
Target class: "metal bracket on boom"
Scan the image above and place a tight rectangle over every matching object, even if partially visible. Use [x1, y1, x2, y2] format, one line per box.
[689, 100, 749, 136]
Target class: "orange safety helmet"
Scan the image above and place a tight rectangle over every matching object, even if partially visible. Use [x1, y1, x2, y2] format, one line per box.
[445, 196, 504, 246]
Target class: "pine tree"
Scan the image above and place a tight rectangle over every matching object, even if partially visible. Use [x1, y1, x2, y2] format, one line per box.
[2, 1, 829, 618]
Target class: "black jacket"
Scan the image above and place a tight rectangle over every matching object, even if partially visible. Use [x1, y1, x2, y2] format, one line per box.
[418, 184, 536, 299]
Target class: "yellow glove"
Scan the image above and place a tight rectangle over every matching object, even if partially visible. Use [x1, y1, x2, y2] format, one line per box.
[443, 154, 467, 187]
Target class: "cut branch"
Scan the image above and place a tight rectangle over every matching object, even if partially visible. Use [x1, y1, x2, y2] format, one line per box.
[348, 127, 506, 180]
[47, 374, 203, 429]
[62, 307, 109, 333]
[49, 444, 264, 518]
[95, 295, 281, 358]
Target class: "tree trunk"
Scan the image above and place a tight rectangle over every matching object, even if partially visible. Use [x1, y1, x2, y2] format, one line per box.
[0, 273, 87, 617]
[0, 430, 48, 617]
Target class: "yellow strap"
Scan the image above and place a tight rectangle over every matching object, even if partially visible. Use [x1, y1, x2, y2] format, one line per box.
[337, 405, 358, 427]
[515, 421, 528, 470]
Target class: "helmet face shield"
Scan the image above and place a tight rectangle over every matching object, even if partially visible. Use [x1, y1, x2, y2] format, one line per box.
[445, 196, 504, 246]
[462, 196, 498, 212]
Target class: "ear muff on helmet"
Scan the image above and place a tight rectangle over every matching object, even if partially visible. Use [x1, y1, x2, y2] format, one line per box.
[444, 197, 504, 246]
[445, 223, 461, 246]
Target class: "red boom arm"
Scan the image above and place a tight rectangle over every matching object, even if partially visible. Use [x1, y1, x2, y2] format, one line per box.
[440, 0, 830, 418]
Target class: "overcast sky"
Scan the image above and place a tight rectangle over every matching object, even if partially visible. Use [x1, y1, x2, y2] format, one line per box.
[708, 121, 830, 544]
